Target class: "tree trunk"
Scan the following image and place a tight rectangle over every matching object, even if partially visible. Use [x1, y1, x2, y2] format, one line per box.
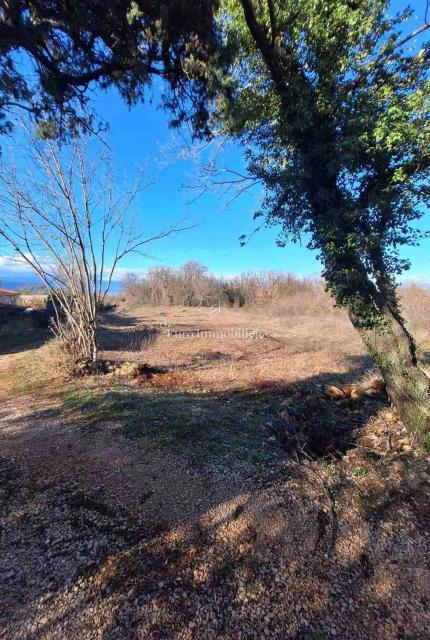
[320, 240, 430, 444]
[350, 305, 430, 444]
[89, 323, 98, 363]
[82, 321, 98, 364]
[91, 340, 98, 363]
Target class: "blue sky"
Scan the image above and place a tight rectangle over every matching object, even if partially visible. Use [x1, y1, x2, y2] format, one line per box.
[0, 0, 428, 287]
[91, 87, 322, 279]
[91, 0, 430, 282]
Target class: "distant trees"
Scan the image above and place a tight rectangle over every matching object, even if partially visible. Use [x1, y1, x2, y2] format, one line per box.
[0, 125, 184, 369]
[121, 263, 322, 311]
[122, 262, 222, 307]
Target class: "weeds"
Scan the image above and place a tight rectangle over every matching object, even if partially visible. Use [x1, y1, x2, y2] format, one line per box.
[353, 467, 366, 477]
[421, 433, 430, 452]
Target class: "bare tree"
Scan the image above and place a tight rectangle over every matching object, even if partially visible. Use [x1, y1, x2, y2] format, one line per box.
[0, 124, 188, 369]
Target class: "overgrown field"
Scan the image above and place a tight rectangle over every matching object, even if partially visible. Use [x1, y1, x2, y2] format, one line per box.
[1, 300, 429, 639]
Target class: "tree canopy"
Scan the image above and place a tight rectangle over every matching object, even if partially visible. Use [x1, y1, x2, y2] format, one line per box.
[0, 0, 218, 136]
[205, 1, 430, 324]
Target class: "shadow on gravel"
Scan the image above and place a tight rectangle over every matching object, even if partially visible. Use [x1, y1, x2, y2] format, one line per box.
[99, 325, 160, 353]
[3, 355, 427, 639]
[0, 329, 49, 355]
[40, 353, 380, 460]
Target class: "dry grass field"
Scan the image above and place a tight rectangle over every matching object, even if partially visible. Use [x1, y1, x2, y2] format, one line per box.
[1, 296, 430, 639]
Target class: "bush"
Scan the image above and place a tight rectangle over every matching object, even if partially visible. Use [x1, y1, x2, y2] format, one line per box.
[120, 262, 336, 315]
[119, 265, 430, 330]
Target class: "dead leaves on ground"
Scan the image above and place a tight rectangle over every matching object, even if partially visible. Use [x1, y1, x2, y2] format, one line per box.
[325, 379, 387, 402]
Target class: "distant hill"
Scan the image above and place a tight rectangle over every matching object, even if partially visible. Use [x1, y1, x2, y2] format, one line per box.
[0, 273, 122, 294]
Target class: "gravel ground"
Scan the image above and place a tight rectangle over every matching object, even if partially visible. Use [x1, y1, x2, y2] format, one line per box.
[1, 400, 429, 640]
[1, 308, 430, 639]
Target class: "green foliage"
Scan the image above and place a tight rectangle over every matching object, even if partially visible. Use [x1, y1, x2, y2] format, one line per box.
[422, 433, 430, 453]
[0, 0, 218, 137]
[35, 120, 59, 140]
[206, 1, 430, 324]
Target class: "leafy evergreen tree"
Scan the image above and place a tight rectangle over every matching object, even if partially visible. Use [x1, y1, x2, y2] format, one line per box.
[0, 0, 217, 135]
[204, 0, 430, 442]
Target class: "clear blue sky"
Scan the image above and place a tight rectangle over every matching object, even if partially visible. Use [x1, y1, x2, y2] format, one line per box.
[90, 0, 429, 282]
[0, 0, 428, 286]
[91, 87, 323, 279]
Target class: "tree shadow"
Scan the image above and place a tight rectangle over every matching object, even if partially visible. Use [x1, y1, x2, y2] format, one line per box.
[98, 325, 160, 353]
[3, 356, 427, 639]
[100, 312, 144, 328]
[0, 329, 50, 355]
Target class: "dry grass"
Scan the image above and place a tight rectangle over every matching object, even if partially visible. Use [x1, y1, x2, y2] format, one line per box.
[400, 283, 430, 345]
[100, 303, 365, 393]
[2, 281, 429, 403]
[1, 292, 430, 640]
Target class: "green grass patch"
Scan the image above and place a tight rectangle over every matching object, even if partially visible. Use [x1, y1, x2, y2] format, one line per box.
[421, 433, 430, 453]
[56, 383, 277, 466]
[353, 466, 366, 477]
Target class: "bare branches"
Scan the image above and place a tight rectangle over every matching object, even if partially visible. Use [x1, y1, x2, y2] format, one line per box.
[394, 21, 430, 52]
[166, 133, 263, 208]
[0, 123, 190, 367]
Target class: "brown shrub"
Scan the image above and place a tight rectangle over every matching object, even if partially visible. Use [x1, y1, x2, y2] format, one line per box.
[43, 336, 80, 376]
[119, 267, 430, 342]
